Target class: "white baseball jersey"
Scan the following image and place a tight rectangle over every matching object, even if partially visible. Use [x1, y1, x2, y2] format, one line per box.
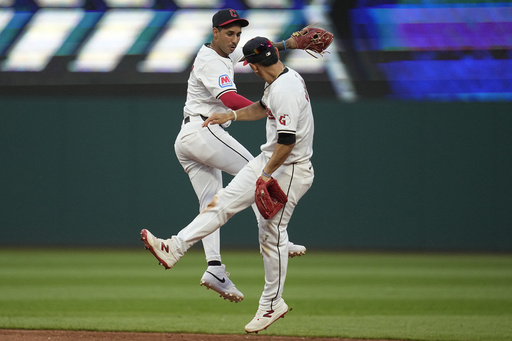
[260, 67, 314, 164]
[183, 45, 245, 118]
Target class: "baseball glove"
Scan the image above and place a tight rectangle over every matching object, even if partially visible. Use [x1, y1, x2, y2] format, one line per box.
[291, 25, 334, 58]
[255, 178, 288, 220]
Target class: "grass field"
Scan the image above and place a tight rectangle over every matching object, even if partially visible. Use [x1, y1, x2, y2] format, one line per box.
[0, 248, 511, 341]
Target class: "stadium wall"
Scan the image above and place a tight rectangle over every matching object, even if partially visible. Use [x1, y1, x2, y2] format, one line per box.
[1, 96, 511, 252]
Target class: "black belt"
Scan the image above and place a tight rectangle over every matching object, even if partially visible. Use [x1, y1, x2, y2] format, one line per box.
[184, 115, 208, 124]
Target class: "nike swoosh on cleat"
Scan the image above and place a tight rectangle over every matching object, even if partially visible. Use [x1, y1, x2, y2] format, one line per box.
[206, 271, 226, 283]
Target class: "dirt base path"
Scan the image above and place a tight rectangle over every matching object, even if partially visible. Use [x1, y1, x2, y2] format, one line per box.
[0, 330, 398, 341]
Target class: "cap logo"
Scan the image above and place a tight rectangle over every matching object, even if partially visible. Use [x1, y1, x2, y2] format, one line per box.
[252, 40, 272, 55]
[213, 9, 248, 28]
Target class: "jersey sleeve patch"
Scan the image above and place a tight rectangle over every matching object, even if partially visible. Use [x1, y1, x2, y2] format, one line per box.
[278, 114, 291, 126]
[219, 74, 234, 88]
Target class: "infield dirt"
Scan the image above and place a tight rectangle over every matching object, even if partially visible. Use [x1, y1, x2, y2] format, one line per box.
[0, 330, 401, 341]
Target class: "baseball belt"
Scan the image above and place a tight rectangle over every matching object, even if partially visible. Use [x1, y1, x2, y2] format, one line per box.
[184, 115, 208, 124]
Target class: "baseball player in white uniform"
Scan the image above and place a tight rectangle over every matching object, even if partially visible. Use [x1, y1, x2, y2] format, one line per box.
[142, 36, 314, 333]
[173, 9, 306, 303]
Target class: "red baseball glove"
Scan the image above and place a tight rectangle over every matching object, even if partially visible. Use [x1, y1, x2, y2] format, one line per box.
[255, 178, 288, 220]
[290, 25, 334, 58]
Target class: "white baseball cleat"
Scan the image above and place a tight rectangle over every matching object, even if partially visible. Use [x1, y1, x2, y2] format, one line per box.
[140, 229, 180, 269]
[288, 242, 306, 258]
[245, 300, 290, 333]
[200, 264, 244, 303]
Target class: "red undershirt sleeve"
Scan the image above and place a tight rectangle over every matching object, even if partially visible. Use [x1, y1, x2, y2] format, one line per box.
[219, 91, 253, 110]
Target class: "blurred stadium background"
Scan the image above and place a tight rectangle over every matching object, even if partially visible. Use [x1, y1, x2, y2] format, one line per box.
[1, 0, 511, 251]
[1, 0, 511, 100]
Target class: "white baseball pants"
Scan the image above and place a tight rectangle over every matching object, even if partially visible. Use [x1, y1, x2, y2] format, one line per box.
[174, 153, 314, 309]
[174, 116, 254, 262]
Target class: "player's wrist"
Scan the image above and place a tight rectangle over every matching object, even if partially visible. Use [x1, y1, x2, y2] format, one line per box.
[230, 110, 237, 121]
[286, 37, 297, 50]
[261, 169, 272, 178]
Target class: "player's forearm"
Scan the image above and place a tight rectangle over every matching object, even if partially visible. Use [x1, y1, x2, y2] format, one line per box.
[219, 91, 253, 110]
[234, 101, 267, 121]
[262, 143, 295, 179]
[203, 101, 266, 127]
[274, 36, 297, 51]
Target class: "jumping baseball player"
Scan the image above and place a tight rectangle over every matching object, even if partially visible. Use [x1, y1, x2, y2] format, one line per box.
[173, 9, 314, 303]
[142, 36, 320, 333]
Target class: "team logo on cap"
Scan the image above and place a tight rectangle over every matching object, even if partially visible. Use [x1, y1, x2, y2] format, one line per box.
[219, 74, 233, 88]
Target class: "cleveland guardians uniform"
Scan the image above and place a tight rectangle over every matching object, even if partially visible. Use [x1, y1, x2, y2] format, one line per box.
[173, 9, 306, 304]
[143, 36, 314, 333]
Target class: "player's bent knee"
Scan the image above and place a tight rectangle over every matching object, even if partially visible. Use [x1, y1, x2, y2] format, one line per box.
[201, 195, 218, 213]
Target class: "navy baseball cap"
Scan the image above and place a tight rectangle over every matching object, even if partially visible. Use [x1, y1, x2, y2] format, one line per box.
[212, 9, 249, 28]
[243, 36, 277, 65]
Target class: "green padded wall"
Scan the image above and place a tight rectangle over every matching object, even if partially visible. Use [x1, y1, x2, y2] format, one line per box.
[1, 97, 511, 251]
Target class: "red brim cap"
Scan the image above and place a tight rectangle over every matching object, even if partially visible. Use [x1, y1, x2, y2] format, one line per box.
[219, 18, 249, 27]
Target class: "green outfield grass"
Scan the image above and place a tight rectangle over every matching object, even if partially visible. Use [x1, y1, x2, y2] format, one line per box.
[0, 248, 511, 341]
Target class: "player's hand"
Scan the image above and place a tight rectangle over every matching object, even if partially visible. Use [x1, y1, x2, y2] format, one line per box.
[255, 177, 288, 219]
[202, 112, 233, 127]
[285, 36, 298, 49]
